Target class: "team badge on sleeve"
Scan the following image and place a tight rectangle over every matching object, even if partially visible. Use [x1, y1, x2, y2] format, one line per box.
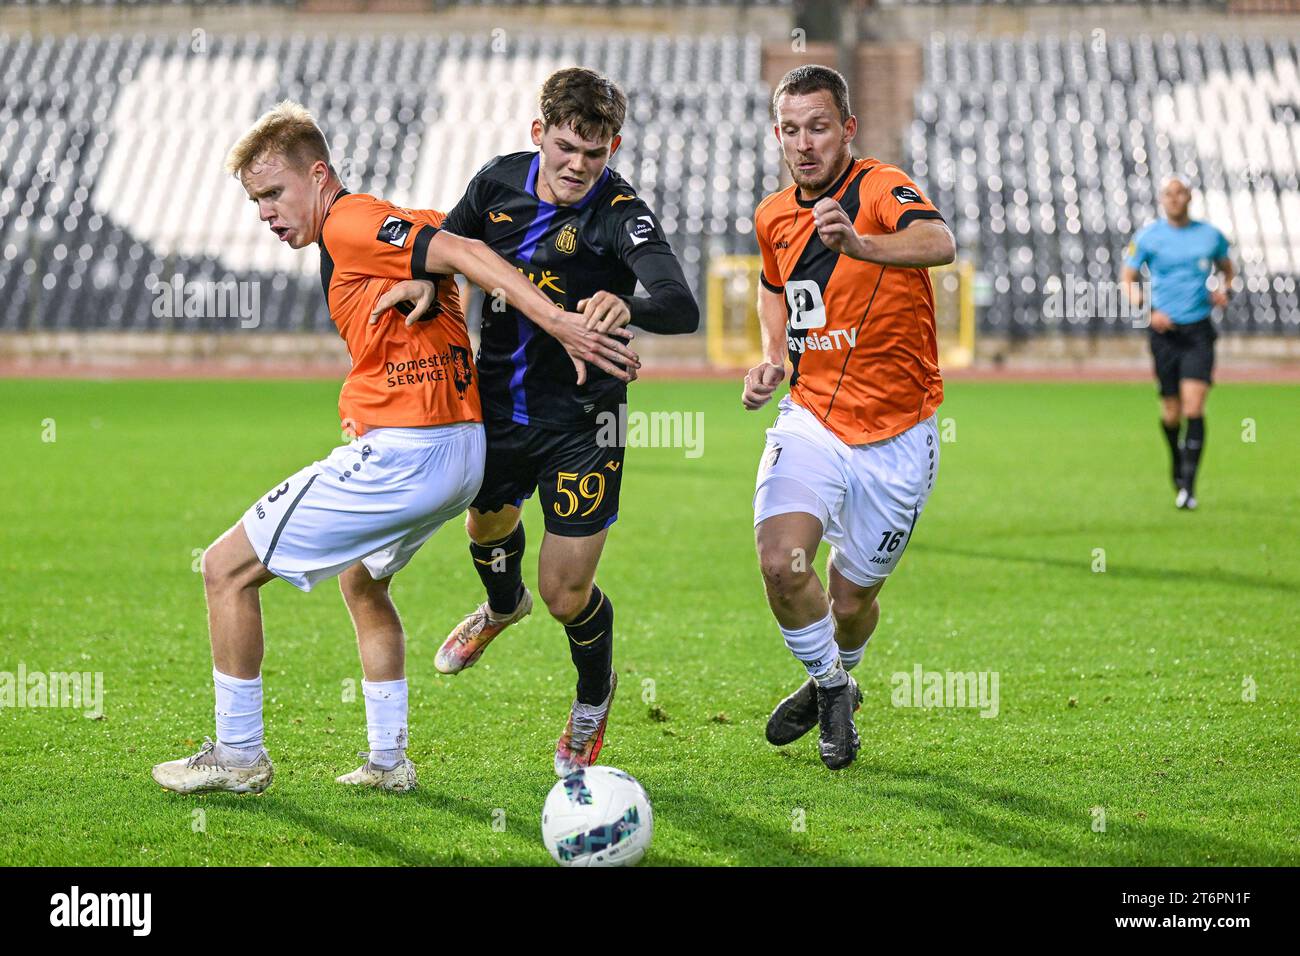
[627, 214, 658, 246]
[891, 185, 923, 205]
[376, 216, 414, 247]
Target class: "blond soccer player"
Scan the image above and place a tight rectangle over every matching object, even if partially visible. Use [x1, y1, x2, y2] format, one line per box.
[151, 103, 638, 795]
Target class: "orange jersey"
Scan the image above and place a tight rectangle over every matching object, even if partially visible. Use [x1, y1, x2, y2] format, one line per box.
[318, 192, 481, 433]
[755, 157, 945, 445]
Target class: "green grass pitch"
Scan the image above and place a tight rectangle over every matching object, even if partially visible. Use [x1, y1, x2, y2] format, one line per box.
[1, 376, 1297, 866]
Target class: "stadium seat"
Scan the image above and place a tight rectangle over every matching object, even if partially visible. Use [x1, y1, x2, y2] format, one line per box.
[0, 28, 776, 332]
[908, 31, 1300, 334]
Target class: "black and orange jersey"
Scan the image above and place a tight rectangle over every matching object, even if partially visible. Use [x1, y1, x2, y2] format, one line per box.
[755, 156, 946, 445]
[318, 192, 481, 434]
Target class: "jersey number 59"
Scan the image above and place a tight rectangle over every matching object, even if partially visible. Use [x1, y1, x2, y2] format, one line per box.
[554, 471, 606, 518]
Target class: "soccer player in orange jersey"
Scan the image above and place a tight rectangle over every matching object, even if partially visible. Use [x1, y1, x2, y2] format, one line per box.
[151, 102, 638, 796]
[743, 66, 956, 770]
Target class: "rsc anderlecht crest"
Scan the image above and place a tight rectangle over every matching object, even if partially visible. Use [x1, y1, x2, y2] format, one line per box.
[555, 223, 578, 255]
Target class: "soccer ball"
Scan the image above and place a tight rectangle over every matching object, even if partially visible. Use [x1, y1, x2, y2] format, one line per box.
[541, 766, 653, 867]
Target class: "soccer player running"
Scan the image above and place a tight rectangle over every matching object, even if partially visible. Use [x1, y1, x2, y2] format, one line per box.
[1121, 177, 1233, 511]
[742, 66, 954, 770]
[151, 102, 638, 795]
[378, 68, 698, 776]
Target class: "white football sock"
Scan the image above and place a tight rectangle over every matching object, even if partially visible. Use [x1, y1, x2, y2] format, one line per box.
[368, 749, 403, 771]
[814, 659, 849, 688]
[839, 641, 866, 672]
[214, 741, 264, 766]
[780, 612, 839, 681]
[213, 667, 263, 752]
[363, 678, 408, 768]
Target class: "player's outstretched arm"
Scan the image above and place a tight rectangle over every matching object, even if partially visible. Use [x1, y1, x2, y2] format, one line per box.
[578, 252, 700, 336]
[400, 232, 643, 385]
[814, 198, 955, 268]
[424, 230, 561, 324]
[742, 285, 788, 411]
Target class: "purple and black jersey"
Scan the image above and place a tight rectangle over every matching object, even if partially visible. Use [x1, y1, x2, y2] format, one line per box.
[443, 150, 697, 430]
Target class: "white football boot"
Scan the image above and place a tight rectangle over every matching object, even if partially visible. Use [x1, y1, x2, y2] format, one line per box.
[151, 737, 274, 795]
[335, 753, 418, 792]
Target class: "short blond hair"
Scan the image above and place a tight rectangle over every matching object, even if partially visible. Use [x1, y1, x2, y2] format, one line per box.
[225, 100, 331, 176]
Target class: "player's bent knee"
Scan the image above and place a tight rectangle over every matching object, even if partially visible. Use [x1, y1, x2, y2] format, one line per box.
[202, 525, 272, 594]
[467, 507, 519, 545]
[829, 565, 883, 619]
[200, 536, 240, 594]
[831, 590, 873, 621]
[539, 580, 589, 623]
[1181, 387, 1208, 417]
[204, 558, 263, 595]
[758, 548, 812, 599]
[199, 548, 218, 591]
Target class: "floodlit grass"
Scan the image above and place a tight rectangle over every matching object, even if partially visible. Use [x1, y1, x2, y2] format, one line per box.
[1, 378, 1296, 865]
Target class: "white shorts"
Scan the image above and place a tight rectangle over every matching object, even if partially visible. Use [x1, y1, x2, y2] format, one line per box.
[241, 423, 485, 592]
[753, 396, 938, 588]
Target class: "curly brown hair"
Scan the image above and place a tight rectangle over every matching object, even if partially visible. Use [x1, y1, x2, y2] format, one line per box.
[539, 68, 627, 143]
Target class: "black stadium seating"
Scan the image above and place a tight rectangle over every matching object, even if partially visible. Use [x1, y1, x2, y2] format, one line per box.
[907, 32, 1300, 335]
[0, 30, 778, 333]
[0, 24, 1295, 336]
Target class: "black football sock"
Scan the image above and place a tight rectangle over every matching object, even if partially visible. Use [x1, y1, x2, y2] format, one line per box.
[565, 586, 613, 705]
[469, 522, 526, 616]
[1182, 416, 1205, 496]
[1162, 421, 1182, 487]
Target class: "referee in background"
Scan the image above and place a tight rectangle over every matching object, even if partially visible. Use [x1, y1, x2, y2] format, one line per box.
[1122, 177, 1234, 511]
